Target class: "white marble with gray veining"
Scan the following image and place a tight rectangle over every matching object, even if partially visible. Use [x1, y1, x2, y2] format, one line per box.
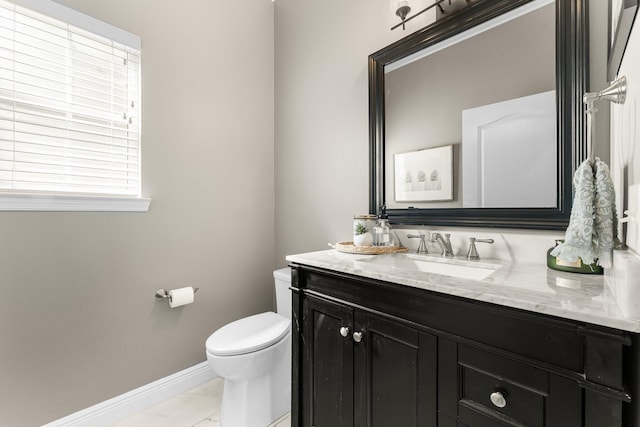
[286, 250, 640, 332]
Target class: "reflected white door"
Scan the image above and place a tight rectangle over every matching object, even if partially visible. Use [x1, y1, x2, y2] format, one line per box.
[462, 90, 556, 208]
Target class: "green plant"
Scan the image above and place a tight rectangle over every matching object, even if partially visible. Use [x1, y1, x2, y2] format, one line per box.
[354, 222, 368, 235]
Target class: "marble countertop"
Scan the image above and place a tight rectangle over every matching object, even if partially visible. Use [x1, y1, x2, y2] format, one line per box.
[286, 249, 640, 333]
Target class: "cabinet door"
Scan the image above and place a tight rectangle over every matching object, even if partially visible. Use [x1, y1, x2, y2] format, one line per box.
[303, 295, 354, 427]
[354, 311, 437, 427]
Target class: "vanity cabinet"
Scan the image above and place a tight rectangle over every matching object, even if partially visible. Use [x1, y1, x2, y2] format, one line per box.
[290, 265, 638, 427]
[303, 294, 437, 426]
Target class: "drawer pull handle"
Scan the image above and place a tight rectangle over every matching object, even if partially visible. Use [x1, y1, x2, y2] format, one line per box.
[339, 327, 350, 337]
[490, 391, 507, 408]
[353, 331, 363, 343]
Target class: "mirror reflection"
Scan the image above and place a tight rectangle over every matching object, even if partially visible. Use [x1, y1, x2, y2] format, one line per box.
[384, 0, 556, 209]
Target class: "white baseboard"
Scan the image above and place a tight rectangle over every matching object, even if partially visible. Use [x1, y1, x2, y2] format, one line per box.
[43, 361, 217, 427]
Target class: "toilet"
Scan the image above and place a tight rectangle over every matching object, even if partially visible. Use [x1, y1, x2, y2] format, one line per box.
[205, 268, 292, 427]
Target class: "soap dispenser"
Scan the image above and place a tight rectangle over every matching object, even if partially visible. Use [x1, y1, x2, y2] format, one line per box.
[373, 205, 395, 247]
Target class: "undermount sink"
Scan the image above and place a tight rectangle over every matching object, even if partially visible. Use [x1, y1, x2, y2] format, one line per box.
[357, 253, 502, 280]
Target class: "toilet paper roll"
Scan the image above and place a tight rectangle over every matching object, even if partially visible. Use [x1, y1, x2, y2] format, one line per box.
[168, 287, 195, 308]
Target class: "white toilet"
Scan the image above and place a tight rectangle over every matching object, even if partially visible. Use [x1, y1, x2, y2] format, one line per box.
[205, 268, 292, 427]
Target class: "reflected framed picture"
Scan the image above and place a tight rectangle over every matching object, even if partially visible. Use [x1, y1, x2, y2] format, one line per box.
[394, 145, 453, 202]
[608, 0, 639, 80]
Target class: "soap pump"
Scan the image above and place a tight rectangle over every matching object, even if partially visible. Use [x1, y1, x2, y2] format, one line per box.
[373, 205, 395, 247]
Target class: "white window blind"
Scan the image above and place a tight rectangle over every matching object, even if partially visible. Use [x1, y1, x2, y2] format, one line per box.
[0, 0, 142, 198]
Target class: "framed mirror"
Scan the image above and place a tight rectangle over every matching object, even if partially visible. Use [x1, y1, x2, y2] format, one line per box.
[369, 0, 588, 230]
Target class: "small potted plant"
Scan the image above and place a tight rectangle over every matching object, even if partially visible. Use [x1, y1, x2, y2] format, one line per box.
[353, 222, 373, 246]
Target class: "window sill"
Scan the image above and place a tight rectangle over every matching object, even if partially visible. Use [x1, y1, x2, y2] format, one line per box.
[0, 193, 151, 212]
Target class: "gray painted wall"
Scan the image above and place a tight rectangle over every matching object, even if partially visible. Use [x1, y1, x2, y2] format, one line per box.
[0, 1, 274, 425]
[274, 0, 428, 264]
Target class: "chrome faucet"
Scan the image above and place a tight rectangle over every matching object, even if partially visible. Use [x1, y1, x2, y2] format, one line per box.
[430, 233, 454, 257]
[407, 232, 429, 254]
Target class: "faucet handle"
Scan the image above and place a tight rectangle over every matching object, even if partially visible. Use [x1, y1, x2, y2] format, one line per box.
[467, 237, 494, 260]
[407, 232, 429, 254]
[407, 232, 430, 239]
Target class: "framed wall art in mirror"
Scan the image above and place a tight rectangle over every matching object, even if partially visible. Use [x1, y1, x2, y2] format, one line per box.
[394, 145, 453, 203]
[369, 0, 588, 230]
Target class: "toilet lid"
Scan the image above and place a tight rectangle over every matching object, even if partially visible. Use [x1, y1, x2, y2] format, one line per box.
[206, 312, 291, 356]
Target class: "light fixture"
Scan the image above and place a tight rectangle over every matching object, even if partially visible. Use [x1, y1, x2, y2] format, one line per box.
[392, 0, 475, 31]
[395, 1, 411, 30]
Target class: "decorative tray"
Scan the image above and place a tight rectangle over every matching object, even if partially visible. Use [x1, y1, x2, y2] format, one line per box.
[330, 241, 408, 255]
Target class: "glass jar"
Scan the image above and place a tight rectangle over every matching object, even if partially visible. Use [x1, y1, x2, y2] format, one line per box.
[373, 217, 394, 246]
[353, 215, 376, 245]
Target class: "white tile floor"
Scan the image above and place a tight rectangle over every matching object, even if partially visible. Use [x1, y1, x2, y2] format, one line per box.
[113, 378, 291, 427]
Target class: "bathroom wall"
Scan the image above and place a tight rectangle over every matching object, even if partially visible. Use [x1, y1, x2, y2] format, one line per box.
[611, 9, 640, 249]
[0, 1, 274, 425]
[604, 5, 640, 318]
[274, 0, 607, 265]
[274, 0, 437, 263]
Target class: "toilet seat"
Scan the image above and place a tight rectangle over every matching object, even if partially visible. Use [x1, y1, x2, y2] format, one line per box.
[206, 312, 290, 356]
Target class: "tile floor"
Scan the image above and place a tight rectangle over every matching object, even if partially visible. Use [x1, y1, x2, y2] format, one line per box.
[113, 378, 291, 427]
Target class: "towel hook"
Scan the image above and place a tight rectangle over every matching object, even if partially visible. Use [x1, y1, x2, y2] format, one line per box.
[583, 76, 627, 163]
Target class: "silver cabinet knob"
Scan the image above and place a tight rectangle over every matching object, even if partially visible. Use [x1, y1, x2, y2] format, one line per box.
[339, 327, 349, 337]
[490, 391, 507, 408]
[353, 331, 363, 343]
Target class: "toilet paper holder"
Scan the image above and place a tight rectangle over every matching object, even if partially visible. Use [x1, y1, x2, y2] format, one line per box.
[155, 287, 199, 301]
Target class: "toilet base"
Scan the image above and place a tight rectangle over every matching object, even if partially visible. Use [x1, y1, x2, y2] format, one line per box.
[214, 334, 291, 427]
[220, 374, 289, 427]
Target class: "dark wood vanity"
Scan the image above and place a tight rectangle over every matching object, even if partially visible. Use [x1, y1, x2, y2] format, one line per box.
[290, 264, 639, 426]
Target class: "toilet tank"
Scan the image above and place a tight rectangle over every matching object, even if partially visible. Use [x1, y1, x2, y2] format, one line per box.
[273, 267, 292, 319]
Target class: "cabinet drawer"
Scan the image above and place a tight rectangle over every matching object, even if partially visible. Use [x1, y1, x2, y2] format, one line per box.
[459, 345, 548, 427]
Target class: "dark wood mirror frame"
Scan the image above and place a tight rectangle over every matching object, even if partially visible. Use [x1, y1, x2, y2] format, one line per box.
[369, 0, 588, 230]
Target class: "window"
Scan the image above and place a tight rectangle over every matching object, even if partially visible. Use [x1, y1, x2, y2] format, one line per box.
[0, 0, 149, 211]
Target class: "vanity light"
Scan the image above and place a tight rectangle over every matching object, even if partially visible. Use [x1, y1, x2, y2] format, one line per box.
[391, 0, 476, 31]
[395, 1, 411, 30]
